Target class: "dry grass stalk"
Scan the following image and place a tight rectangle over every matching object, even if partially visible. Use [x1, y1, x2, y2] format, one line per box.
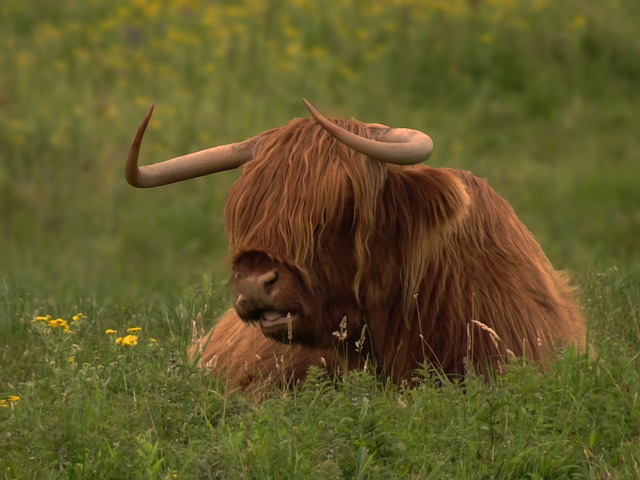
[470, 318, 516, 359]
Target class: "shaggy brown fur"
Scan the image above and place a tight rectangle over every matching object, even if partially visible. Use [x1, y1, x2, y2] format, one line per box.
[189, 308, 363, 394]
[223, 117, 585, 383]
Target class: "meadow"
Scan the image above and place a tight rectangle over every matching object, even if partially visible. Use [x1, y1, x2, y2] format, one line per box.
[1, 0, 639, 477]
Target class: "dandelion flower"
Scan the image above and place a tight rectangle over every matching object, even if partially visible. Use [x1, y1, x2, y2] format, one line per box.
[127, 327, 142, 333]
[122, 335, 138, 346]
[105, 329, 118, 335]
[116, 335, 138, 347]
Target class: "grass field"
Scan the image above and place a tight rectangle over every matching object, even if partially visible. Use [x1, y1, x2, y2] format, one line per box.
[1, 0, 640, 478]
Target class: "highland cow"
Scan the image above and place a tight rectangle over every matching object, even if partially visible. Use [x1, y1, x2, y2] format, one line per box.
[127, 100, 585, 387]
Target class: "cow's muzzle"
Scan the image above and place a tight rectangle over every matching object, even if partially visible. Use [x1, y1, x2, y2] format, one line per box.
[233, 270, 296, 328]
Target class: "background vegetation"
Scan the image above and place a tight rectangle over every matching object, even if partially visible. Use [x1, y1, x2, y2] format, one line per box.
[1, 0, 639, 478]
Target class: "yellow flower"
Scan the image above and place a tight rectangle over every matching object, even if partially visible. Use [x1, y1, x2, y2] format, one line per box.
[116, 335, 138, 347]
[48, 318, 70, 333]
[104, 104, 118, 119]
[72, 313, 86, 321]
[479, 33, 493, 44]
[105, 329, 118, 335]
[8, 396, 20, 403]
[355, 28, 370, 41]
[127, 327, 142, 333]
[0, 400, 8, 408]
[569, 15, 586, 30]
[135, 96, 150, 108]
[33, 315, 51, 323]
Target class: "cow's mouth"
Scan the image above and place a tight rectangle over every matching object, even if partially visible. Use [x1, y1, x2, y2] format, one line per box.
[259, 310, 296, 328]
[240, 308, 297, 328]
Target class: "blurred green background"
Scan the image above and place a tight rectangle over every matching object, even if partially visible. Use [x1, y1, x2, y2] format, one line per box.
[1, 0, 639, 305]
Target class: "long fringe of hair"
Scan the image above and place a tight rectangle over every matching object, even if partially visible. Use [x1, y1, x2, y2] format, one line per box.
[225, 117, 389, 300]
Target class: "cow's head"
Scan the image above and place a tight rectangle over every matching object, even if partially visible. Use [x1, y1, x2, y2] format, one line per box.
[126, 100, 434, 348]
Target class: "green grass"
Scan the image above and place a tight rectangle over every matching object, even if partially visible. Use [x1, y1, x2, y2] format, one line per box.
[1, 0, 640, 478]
[1, 272, 639, 478]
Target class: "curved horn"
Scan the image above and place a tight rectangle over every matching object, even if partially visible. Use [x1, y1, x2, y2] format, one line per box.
[303, 99, 433, 165]
[126, 106, 257, 188]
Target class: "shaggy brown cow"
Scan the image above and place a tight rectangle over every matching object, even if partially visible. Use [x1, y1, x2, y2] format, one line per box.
[188, 308, 362, 394]
[127, 100, 585, 385]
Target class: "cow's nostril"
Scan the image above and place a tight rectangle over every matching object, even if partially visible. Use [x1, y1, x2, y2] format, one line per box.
[257, 270, 279, 290]
[265, 271, 279, 287]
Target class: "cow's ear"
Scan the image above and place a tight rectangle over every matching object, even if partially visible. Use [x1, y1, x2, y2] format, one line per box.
[384, 166, 470, 239]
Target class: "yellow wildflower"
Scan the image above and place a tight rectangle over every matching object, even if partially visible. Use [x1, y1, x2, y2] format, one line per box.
[479, 33, 493, 44]
[8, 396, 20, 403]
[72, 313, 86, 321]
[0, 400, 8, 408]
[105, 329, 118, 335]
[355, 28, 370, 41]
[33, 315, 51, 322]
[135, 96, 150, 107]
[569, 15, 586, 30]
[104, 104, 118, 119]
[127, 327, 142, 333]
[116, 335, 138, 347]
[48, 318, 70, 333]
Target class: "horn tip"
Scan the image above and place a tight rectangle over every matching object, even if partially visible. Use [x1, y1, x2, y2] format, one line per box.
[302, 98, 316, 113]
[302, 98, 324, 124]
[145, 104, 155, 121]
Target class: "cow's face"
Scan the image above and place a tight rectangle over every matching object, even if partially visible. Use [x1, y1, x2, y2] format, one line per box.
[224, 118, 387, 348]
[231, 252, 317, 345]
[230, 238, 363, 349]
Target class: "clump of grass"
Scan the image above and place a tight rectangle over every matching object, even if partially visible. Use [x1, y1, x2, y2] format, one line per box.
[0, 285, 241, 478]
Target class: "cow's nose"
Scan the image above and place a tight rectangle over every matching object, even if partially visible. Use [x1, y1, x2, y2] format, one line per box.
[234, 270, 280, 311]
